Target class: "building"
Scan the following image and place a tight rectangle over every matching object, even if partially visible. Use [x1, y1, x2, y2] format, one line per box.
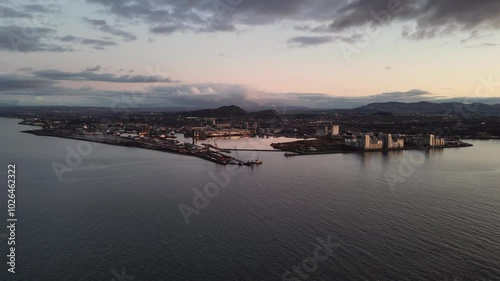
[216, 122, 231, 129]
[426, 134, 435, 147]
[383, 134, 404, 149]
[316, 124, 340, 137]
[425, 134, 446, 147]
[331, 125, 340, 136]
[346, 134, 383, 150]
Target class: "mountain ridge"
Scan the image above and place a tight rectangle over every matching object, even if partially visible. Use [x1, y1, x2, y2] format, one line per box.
[351, 101, 500, 115]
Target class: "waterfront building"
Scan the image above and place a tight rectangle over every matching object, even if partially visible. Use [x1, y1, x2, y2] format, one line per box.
[426, 134, 436, 146]
[316, 124, 340, 137]
[383, 134, 405, 149]
[331, 125, 340, 136]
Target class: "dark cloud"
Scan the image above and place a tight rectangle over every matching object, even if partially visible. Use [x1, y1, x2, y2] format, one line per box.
[0, 2, 62, 20]
[1, 73, 499, 108]
[0, 25, 73, 52]
[288, 34, 363, 47]
[288, 36, 334, 47]
[81, 17, 137, 41]
[21, 3, 61, 14]
[100, 25, 137, 41]
[81, 17, 107, 27]
[466, 42, 499, 48]
[57, 35, 117, 50]
[84, 0, 500, 41]
[368, 89, 431, 99]
[0, 4, 30, 18]
[328, 0, 500, 40]
[85, 0, 343, 35]
[18, 67, 34, 72]
[0, 74, 55, 91]
[84, 65, 102, 72]
[150, 25, 180, 35]
[32, 69, 174, 83]
[280, 89, 436, 108]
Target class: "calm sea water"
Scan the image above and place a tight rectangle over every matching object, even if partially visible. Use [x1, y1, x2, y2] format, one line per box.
[0, 117, 499, 281]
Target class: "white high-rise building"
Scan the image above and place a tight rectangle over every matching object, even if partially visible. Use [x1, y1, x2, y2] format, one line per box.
[331, 125, 340, 136]
[387, 134, 393, 149]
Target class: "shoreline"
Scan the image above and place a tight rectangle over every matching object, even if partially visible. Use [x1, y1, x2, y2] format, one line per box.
[270, 139, 473, 156]
[20, 129, 258, 166]
[21, 129, 474, 161]
[274, 144, 473, 156]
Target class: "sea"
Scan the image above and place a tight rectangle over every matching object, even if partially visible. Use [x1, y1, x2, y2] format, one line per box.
[0, 117, 499, 281]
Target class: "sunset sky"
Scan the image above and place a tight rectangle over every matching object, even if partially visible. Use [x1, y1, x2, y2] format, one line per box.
[1, 0, 500, 108]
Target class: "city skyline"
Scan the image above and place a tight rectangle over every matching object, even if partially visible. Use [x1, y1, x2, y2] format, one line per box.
[1, 0, 500, 108]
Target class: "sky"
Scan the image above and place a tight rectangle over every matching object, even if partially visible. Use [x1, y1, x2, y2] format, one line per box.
[1, 0, 500, 109]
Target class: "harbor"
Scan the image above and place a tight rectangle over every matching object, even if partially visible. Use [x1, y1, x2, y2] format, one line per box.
[21, 129, 263, 166]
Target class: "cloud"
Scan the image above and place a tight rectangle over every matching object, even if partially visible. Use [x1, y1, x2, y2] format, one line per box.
[328, 0, 500, 40]
[0, 70, 442, 108]
[0, 74, 55, 91]
[2, 74, 500, 108]
[32, 69, 174, 83]
[81, 17, 107, 27]
[466, 42, 499, 48]
[81, 17, 137, 41]
[288, 34, 364, 47]
[85, 0, 345, 35]
[0, 71, 445, 108]
[368, 89, 431, 99]
[0, 4, 31, 18]
[84, 65, 101, 72]
[21, 3, 60, 14]
[150, 25, 180, 35]
[83, 0, 500, 42]
[0, 25, 73, 52]
[57, 35, 117, 50]
[288, 36, 334, 47]
[385, 66, 392, 70]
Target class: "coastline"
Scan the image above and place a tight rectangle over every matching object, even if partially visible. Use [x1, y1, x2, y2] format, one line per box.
[270, 138, 473, 156]
[21, 129, 473, 161]
[20, 129, 245, 166]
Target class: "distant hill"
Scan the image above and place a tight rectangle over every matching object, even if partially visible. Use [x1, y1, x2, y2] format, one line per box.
[245, 109, 279, 119]
[352, 101, 500, 115]
[178, 105, 284, 119]
[178, 105, 247, 118]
